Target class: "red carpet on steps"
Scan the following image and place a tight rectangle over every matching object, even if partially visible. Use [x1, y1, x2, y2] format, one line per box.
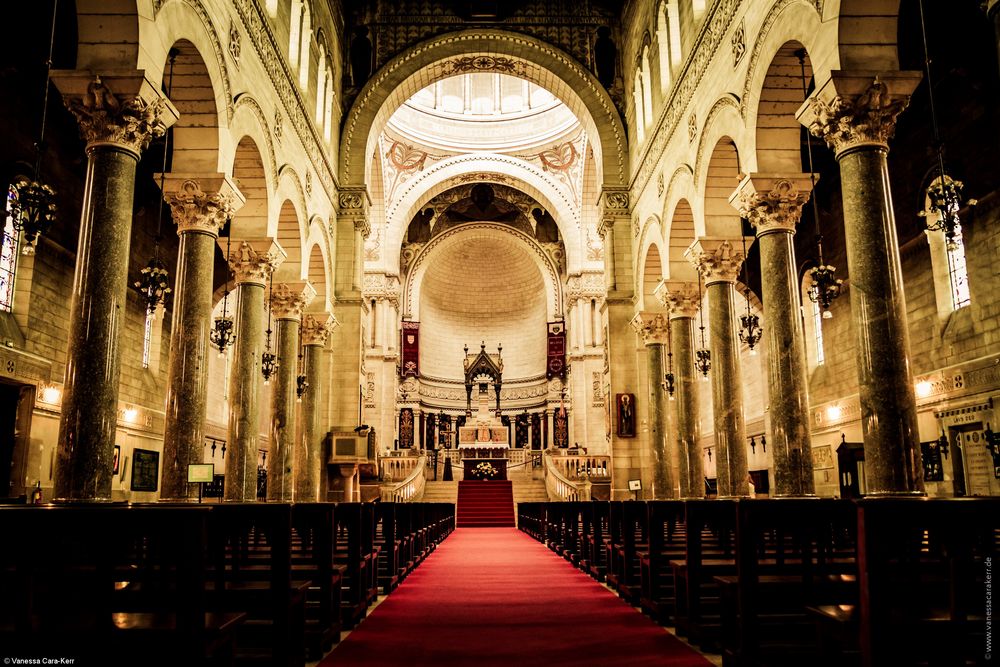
[456, 480, 514, 527]
[323, 528, 713, 667]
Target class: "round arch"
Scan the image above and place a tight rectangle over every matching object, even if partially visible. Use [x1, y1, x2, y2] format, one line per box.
[402, 223, 563, 321]
[664, 197, 698, 280]
[340, 29, 628, 190]
[636, 226, 668, 311]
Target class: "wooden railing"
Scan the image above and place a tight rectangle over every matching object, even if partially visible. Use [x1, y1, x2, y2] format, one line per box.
[380, 455, 426, 502]
[543, 450, 590, 501]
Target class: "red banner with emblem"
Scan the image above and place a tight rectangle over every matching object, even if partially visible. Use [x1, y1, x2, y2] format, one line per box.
[546, 321, 566, 379]
[401, 321, 419, 377]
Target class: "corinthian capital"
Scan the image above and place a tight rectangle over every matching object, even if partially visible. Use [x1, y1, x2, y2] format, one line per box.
[223, 238, 286, 286]
[685, 237, 749, 285]
[730, 174, 815, 236]
[301, 312, 339, 346]
[162, 174, 245, 236]
[797, 71, 922, 157]
[654, 280, 701, 319]
[630, 311, 670, 346]
[338, 186, 371, 238]
[52, 71, 179, 156]
[270, 282, 317, 321]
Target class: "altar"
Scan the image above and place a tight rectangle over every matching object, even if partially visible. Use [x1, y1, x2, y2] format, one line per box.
[457, 342, 510, 480]
[463, 457, 508, 480]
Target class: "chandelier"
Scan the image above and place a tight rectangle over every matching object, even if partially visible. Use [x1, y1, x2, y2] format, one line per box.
[261, 275, 278, 385]
[797, 48, 844, 320]
[914, 0, 975, 249]
[694, 272, 710, 380]
[10, 0, 61, 254]
[134, 255, 172, 315]
[210, 225, 236, 355]
[295, 337, 308, 402]
[737, 233, 762, 354]
[662, 319, 676, 400]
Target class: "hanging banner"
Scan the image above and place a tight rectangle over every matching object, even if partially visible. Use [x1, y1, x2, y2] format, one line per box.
[401, 321, 419, 377]
[546, 321, 566, 379]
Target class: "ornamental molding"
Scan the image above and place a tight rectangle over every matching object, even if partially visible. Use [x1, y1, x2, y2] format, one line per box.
[565, 272, 606, 300]
[269, 281, 316, 320]
[233, 95, 279, 185]
[663, 164, 695, 218]
[800, 72, 922, 157]
[338, 187, 371, 238]
[686, 237, 749, 285]
[654, 280, 701, 319]
[362, 273, 401, 309]
[342, 29, 626, 188]
[729, 174, 815, 235]
[301, 313, 339, 346]
[225, 238, 286, 285]
[229, 0, 337, 196]
[277, 164, 310, 233]
[740, 0, 804, 118]
[164, 177, 243, 236]
[693, 94, 742, 186]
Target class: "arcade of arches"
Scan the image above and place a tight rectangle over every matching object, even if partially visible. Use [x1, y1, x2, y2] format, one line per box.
[1, 0, 999, 665]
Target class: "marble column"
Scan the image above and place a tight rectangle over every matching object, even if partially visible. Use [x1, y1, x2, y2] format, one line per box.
[989, 1, 1000, 79]
[799, 71, 925, 496]
[295, 312, 338, 501]
[222, 239, 286, 501]
[731, 175, 816, 497]
[656, 281, 704, 498]
[159, 176, 243, 501]
[266, 282, 316, 501]
[632, 312, 676, 499]
[686, 238, 751, 498]
[49, 73, 176, 501]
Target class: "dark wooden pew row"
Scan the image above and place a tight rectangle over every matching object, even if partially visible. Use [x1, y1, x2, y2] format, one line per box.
[289, 503, 344, 659]
[640, 500, 686, 625]
[719, 498, 857, 667]
[606, 501, 649, 604]
[0, 505, 245, 666]
[810, 497, 1000, 667]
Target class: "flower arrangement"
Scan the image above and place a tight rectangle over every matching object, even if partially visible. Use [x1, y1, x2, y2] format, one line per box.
[472, 461, 499, 480]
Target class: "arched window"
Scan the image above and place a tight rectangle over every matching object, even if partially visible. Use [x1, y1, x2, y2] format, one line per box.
[667, 1, 683, 68]
[802, 272, 825, 368]
[1, 184, 21, 312]
[641, 45, 654, 124]
[691, 0, 707, 18]
[656, 2, 672, 93]
[323, 66, 335, 142]
[265, 0, 278, 17]
[298, 4, 312, 89]
[633, 70, 646, 144]
[289, 0, 303, 66]
[923, 176, 971, 313]
[315, 43, 328, 124]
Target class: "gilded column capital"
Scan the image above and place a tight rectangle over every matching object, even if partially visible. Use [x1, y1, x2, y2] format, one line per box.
[52, 71, 179, 157]
[270, 281, 317, 321]
[301, 312, 339, 346]
[162, 174, 245, 237]
[654, 280, 701, 319]
[223, 238, 286, 286]
[630, 311, 671, 346]
[685, 237, 750, 286]
[796, 70, 922, 158]
[730, 174, 815, 236]
[338, 186, 371, 239]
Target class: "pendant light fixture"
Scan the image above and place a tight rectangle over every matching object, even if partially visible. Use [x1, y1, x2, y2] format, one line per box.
[662, 325, 676, 400]
[915, 0, 975, 248]
[9, 0, 60, 255]
[261, 274, 278, 384]
[796, 48, 843, 320]
[210, 222, 236, 356]
[737, 232, 762, 355]
[134, 48, 179, 316]
[295, 332, 308, 402]
[694, 271, 711, 380]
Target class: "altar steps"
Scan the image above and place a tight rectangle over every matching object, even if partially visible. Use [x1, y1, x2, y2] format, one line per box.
[456, 481, 515, 527]
[422, 481, 459, 503]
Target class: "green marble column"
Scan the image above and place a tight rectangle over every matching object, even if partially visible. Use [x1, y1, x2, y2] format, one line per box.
[801, 72, 925, 496]
[732, 175, 816, 497]
[988, 1, 1000, 80]
[295, 313, 337, 501]
[50, 73, 175, 501]
[632, 312, 675, 499]
[687, 238, 750, 498]
[159, 177, 242, 501]
[656, 281, 704, 499]
[223, 239, 286, 501]
[266, 282, 316, 502]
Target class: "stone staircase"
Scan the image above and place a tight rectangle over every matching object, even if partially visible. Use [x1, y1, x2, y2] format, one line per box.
[421, 480, 459, 503]
[457, 481, 515, 527]
[512, 478, 549, 505]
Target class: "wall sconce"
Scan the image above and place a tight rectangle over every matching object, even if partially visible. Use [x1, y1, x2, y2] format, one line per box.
[915, 381, 932, 398]
[123, 407, 139, 424]
[825, 405, 842, 422]
[40, 385, 62, 405]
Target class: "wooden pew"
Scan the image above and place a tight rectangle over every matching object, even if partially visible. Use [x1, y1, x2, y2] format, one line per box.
[719, 498, 857, 667]
[815, 497, 1000, 667]
[290, 503, 344, 659]
[611, 501, 648, 604]
[640, 500, 686, 625]
[335, 502, 375, 628]
[0, 505, 245, 666]
[375, 502, 402, 593]
[206, 503, 310, 667]
[584, 500, 610, 581]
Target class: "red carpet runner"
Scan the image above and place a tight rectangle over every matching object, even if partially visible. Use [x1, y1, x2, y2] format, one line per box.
[323, 528, 713, 667]
[456, 480, 514, 527]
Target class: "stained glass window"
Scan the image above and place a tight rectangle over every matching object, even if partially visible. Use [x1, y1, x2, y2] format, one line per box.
[1, 185, 21, 312]
[947, 226, 971, 310]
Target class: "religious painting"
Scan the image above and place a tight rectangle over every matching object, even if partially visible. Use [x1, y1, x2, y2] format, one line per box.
[920, 439, 944, 482]
[616, 393, 635, 438]
[811, 444, 834, 470]
[130, 448, 160, 492]
[112, 445, 121, 476]
[398, 408, 414, 449]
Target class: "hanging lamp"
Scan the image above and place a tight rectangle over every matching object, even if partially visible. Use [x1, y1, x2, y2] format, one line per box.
[296, 332, 308, 402]
[737, 232, 762, 354]
[261, 274, 278, 384]
[210, 223, 236, 355]
[694, 272, 711, 380]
